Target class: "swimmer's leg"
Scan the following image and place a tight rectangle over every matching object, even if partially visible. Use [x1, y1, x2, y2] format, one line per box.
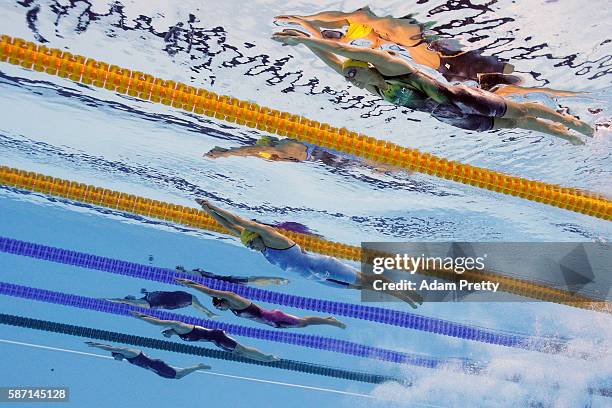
[503, 100, 594, 137]
[233, 344, 279, 362]
[173, 363, 211, 379]
[494, 117, 585, 145]
[298, 316, 347, 329]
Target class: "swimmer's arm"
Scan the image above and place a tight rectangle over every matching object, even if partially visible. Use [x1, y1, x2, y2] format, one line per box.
[198, 200, 243, 236]
[295, 37, 411, 75]
[201, 201, 294, 247]
[85, 342, 139, 355]
[304, 44, 344, 74]
[175, 278, 250, 308]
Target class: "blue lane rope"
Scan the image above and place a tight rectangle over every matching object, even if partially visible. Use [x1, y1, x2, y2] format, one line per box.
[0, 236, 567, 353]
[0, 313, 406, 385]
[0, 281, 483, 371]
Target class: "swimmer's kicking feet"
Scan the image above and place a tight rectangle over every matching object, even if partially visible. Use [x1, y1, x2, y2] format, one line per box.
[175, 277, 346, 329]
[196, 198, 423, 308]
[272, 30, 594, 145]
[130, 311, 279, 362]
[86, 342, 210, 379]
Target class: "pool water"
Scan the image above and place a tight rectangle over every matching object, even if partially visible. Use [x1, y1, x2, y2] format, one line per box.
[0, 1, 611, 407]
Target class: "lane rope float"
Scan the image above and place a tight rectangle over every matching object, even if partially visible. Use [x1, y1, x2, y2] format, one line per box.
[1, 165, 609, 313]
[0, 236, 573, 353]
[0, 34, 610, 220]
[0, 281, 492, 370]
[0, 313, 403, 385]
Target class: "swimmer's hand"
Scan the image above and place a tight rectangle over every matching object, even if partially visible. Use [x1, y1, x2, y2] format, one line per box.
[174, 277, 201, 287]
[272, 31, 306, 46]
[196, 198, 211, 210]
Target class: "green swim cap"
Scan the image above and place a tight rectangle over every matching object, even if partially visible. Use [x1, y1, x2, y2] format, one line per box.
[240, 229, 260, 247]
[255, 136, 279, 146]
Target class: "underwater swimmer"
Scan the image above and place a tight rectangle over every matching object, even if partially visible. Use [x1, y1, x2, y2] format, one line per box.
[205, 136, 407, 173]
[131, 311, 279, 362]
[175, 278, 346, 329]
[272, 30, 594, 144]
[105, 288, 217, 318]
[86, 342, 210, 379]
[274, 6, 514, 83]
[196, 199, 423, 308]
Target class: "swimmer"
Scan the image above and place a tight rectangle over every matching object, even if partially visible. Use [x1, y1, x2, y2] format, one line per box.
[272, 30, 594, 144]
[205, 136, 407, 174]
[131, 311, 279, 362]
[175, 265, 289, 286]
[175, 277, 346, 329]
[85, 342, 210, 379]
[274, 6, 514, 83]
[196, 199, 423, 308]
[105, 289, 217, 318]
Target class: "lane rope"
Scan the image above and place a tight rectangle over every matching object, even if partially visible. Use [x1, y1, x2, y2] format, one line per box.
[0, 282, 490, 370]
[0, 236, 574, 352]
[0, 313, 403, 385]
[1, 166, 609, 313]
[0, 34, 610, 220]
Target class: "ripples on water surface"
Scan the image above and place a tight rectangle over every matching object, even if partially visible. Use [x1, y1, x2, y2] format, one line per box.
[0, 1, 611, 407]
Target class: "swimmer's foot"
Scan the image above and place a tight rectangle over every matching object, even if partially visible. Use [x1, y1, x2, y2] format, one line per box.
[326, 317, 347, 329]
[196, 363, 212, 370]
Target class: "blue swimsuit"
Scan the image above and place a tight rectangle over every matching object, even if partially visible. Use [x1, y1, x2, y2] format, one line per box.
[262, 244, 359, 288]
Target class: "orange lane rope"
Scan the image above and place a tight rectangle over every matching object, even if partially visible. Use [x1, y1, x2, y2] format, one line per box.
[0, 34, 610, 220]
[0, 165, 608, 313]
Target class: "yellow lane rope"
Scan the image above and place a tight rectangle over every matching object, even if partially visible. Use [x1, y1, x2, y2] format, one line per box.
[0, 35, 610, 220]
[1, 166, 608, 313]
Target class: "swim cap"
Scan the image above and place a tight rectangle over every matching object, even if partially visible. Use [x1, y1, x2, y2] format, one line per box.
[255, 136, 279, 146]
[342, 59, 370, 71]
[240, 229, 260, 247]
[258, 152, 273, 159]
[345, 23, 373, 40]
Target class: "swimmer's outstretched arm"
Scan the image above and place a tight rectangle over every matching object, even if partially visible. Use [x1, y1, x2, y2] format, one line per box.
[273, 34, 409, 75]
[85, 342, 140, 357]
[198, 199, 292, 247]
[130, 311, 193, 333]
[175, 278, 250, 310]
[197, 199, 242, 236]
[274, 31, 344, 74]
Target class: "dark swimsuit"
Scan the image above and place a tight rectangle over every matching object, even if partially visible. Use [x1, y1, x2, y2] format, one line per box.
[177, 326, 238, 351]
[141, 290, 193, 310]
[377, 71, 507, 131]
[231, 303, 301, 328]
[119, 352, 177, 379]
